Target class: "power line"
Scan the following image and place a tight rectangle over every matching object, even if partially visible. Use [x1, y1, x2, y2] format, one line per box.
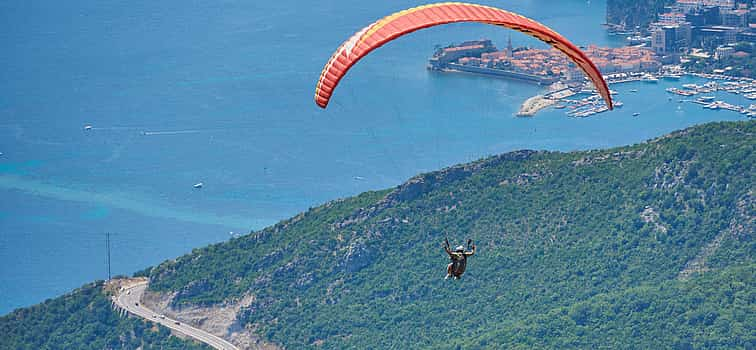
[106, 232, 111, 281]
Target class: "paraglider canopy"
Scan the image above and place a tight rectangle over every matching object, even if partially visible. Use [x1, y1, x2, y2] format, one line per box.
[314, 2, 612, 110]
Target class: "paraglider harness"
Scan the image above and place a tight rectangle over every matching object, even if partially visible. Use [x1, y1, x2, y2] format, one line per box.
[444, 238, 475, 280]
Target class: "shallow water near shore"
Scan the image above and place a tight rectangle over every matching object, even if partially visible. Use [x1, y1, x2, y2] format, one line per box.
[0, 0, 746, 314]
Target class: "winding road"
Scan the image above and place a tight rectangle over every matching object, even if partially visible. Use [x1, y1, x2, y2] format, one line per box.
[113, 280, 239, 350]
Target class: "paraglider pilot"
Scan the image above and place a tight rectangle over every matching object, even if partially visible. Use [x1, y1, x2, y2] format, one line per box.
[444, 238, 475, 280]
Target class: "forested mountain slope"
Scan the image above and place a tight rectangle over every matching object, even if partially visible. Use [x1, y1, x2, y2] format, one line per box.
[0, 281, 210, 350]
[145, 121, 753, 349]
[1, 121, 752, 349]
[606, 0, 673, 29]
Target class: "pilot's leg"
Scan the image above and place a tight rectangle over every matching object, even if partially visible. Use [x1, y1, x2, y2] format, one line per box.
[445, 263, 453, 279]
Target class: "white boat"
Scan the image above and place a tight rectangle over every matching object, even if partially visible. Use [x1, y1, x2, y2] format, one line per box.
[632, 112, 640, 117]
[193, 182, 204, 189]
[83, 125, 93, 131]
[353, 176, 366, 181]
[642, 74, 659, 83]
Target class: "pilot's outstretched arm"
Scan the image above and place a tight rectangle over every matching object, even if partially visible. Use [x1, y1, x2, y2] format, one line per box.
[464, 244, 476, 257]
[444, 238, 454, 257]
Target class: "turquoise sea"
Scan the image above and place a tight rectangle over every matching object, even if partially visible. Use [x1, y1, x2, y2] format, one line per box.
[0, 0, 746, 314]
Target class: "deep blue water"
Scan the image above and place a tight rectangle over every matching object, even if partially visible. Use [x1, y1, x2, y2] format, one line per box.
[0, 0, 745, 314]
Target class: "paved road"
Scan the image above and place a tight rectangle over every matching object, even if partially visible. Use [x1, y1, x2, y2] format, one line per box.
[113, 281, 239, 350]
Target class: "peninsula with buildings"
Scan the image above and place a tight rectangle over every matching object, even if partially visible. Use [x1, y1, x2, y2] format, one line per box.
[428, 39, 662, 86]
[428, 0, 756, 117]
[428, 39, 653, 116]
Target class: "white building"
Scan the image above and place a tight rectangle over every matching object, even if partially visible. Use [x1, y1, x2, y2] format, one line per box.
[675, 0, 735, 14]
[715, 45, 735, 60]
[659, 12, 687, 24]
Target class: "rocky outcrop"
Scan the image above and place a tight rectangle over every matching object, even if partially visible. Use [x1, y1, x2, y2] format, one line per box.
[142, 289, 279, 350]
[173, 279, 213, 302]
[729, 191, 754, 239]
[572, 150, 646, 166]
[640, 206, 669, 234]
[341, 241, 377, 273]
[651, 160, 693, 190]
[678, 191, 754, 280]
[498, 171, 550, 186]
[334, 150, 539, 229]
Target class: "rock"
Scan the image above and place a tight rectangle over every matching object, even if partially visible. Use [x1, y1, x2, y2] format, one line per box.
[342, 242, 376, 273]
[174, 279, 212, 304]
[334, 150, 539, 228]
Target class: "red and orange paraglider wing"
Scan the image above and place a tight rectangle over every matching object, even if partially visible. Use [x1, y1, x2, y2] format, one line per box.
[314, 2, 612, 110]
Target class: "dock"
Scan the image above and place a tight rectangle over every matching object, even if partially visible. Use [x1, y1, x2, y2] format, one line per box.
[663, 75, 756, 117]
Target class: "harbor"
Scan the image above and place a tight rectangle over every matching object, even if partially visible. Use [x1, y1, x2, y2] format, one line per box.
[428, 39, 755, 119]
[517, 83, 575, 116]
[656, 72, 756, 118]
[516, 70, 756, 119]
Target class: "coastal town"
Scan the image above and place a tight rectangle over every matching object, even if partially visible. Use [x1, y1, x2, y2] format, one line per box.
[428, 0, 756, 118]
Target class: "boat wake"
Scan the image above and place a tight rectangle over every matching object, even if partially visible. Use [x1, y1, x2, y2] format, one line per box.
[141, 130, 204, 136]
[88, 126, 144, 131]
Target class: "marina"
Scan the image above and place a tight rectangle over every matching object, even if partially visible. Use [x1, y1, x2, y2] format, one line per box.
[524, 70, 756, 119]
[427, 36, 755, 120]
[660, 75, 756, 117]
[426, 40, 747, 119]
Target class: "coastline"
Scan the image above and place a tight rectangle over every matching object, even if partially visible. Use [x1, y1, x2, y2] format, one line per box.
[515, 71, 756, 118]
[434, 67, 554, 85]
[517, 95, 556, 117]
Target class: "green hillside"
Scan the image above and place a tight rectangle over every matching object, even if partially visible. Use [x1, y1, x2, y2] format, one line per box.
[144, 121, 753, 349]
[1, 121, 753, 349]
[606, 0, 673, 29]
[470, 265, 752, 349]
[0, 281, 210, 350]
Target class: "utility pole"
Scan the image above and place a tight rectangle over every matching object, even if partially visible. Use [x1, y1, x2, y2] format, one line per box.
[105, 232, 111, 281]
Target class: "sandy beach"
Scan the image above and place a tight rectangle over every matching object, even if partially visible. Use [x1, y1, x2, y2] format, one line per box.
[517, 95, 556, 116]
